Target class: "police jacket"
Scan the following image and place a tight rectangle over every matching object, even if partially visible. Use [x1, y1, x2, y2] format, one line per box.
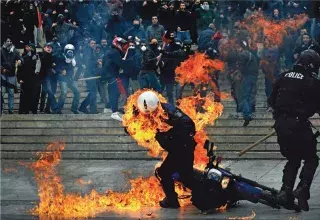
[268, 65, 320, 119]
[155, 103, 196, 154]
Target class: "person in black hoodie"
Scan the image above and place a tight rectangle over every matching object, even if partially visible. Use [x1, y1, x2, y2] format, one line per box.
[175, 2, 193, 43]
[38, 42, 58, 114]
[157, 1, 176, 31]
[160, 32, 186, 105]
[139, 38, 161, 92]
[102, 37, 127, 120]
[18, 43, 40, 114]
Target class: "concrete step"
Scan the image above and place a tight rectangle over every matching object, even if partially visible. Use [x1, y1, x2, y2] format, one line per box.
[1, 151, 156, 160]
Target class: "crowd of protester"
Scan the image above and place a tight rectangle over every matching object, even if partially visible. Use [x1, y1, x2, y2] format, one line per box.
[1, 0, 319, 122]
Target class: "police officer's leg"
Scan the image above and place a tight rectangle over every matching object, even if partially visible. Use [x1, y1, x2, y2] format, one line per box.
[275, 121, 301, 207]
[293, 131, 319, 211]
[157, 153, 180, 208]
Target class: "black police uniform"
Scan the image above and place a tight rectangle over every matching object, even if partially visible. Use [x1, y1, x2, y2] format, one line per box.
[268, 65, 320, 209]
[155, 102, 197, 208]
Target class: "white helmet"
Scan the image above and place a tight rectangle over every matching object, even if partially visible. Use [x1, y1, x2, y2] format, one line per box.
[137, 91, 160, 114]
[64, 44, 75, 51]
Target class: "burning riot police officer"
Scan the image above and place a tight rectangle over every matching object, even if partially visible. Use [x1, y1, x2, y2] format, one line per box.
[135, 91, 196, 208]
[268, 49, 320, 211]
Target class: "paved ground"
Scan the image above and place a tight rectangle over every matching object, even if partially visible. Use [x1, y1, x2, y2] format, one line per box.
[1, 159, 320, 219]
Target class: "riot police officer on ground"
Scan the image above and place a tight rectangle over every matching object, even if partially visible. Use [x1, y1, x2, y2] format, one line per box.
[268, 49, 320, 211]
[129, 91, 197, 208]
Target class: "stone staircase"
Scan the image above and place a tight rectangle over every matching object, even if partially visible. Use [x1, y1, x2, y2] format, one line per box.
[1, 74, 320, 160]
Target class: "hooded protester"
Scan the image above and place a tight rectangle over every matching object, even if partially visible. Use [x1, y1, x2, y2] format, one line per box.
[51, 14, 78, 46]
[53, 44, 80, 114]
[139, 38, 161, 92]
[43, 8, 56, 42]
[122, 0, 141, 23]
[18, 42, 40, 114]
[89, 14, 107, 44]
[22, 3, 38, 45]
[157, 1, 176, 31]
[78, 39, 99, 114]
[102, 37, 128, 120]
[1, 37, 22, 114]
[160, 31, 186, 105]
[105, 10, 128, 44]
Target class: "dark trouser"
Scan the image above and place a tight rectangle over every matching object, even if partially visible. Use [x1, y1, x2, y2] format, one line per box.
[161, 82, 175, 105]
[157, 150, 195, 199]
[80, 79, 97, 113]
[241, 75, 257, 120]
[39, 75, 57, 112]
[19, 83, 39, 114]
[107, 78, 119, 113]
[138, 71, 161, 92]
[156, 136, 196, 199]
[275, 116, 319, 200]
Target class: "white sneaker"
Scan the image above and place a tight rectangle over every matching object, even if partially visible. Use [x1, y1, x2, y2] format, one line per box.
[111, 112, 123, 121]
[103, 108, 112, 114]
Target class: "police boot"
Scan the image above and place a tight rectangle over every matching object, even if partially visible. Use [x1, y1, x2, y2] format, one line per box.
[159, 196, 180, 209]
[293, 183, 310, 211]
[159, 180, 180, 209]
[276, 185, 295, 210]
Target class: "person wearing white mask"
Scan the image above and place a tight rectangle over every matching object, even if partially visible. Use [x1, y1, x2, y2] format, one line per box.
[195, 1, 214, 35]
[53, 44, 80, 114]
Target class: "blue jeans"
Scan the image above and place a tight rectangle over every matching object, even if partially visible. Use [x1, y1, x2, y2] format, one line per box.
[264, 71, 279, 98]
[54, 76, 80, 112]
[242, 75, 257, 120]
[80, 79, 97, 113]
[138, 72, 161, 92]
[1, 86, 14, 111]
[42, 75, 57, 111]
[176, 30, 191, 43]
[107, 78, 119, 113]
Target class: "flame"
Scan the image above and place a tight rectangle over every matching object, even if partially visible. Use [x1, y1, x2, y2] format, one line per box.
[77, 178, 92, 186]
[122, 89, 171, 157]
[228, 210, 256, 220]
[241, 14, 308, 46]
[3, 167, 18, 173]
[220, 92, 231, 100]
[175, 53, 224, 86]
[23, 142, 193, 219]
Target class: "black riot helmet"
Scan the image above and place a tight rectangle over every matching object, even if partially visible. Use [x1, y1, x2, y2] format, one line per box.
[295, 49, 320, 75]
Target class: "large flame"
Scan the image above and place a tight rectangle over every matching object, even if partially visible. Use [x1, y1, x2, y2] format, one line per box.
[122, 89, 170, 157]
[241, 14, 308, 46]
[23, 142, 193, 219]
[175, 53, 224, 86]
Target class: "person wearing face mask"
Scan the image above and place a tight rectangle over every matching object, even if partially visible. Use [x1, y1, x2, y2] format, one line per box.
[51, 14, 78, 46]
[105, 10, 128, 44]
[160, 32, 187, 105]
[146, 16, 165, 44]
[53, 44, 80, 114]
[195, 2, 214, 35]
[139, 38, 161, 92]
[17, 43, 40, 114]
[123, 19, 146, 42]
[1, 37, 22, 114]
[89, 15, 107, 44]
[121, 41, 140, 96]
